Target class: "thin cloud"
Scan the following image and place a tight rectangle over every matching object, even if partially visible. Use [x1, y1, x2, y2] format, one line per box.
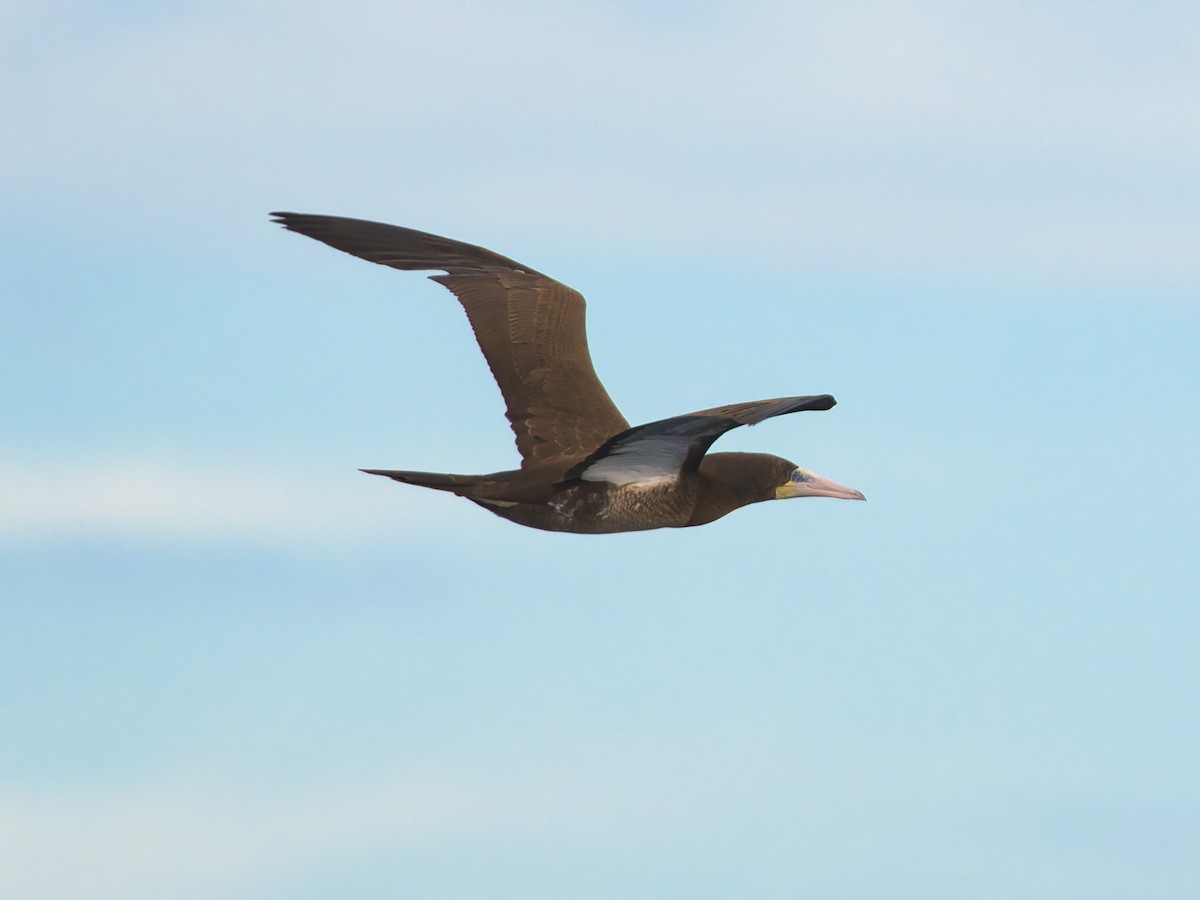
[0, 454, 463, 547]
[0, 770, 588, 900]
[4, 1, 1196, 286]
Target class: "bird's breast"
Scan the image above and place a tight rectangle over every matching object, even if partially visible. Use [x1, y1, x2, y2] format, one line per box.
[477, 479, 700, 534]
[558, 480, 699, 532]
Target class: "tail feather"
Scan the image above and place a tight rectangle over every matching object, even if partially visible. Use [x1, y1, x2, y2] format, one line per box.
[360, 469, 481, 494]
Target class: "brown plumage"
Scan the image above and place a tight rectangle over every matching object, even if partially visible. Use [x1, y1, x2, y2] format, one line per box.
[272, 212, 864, 533]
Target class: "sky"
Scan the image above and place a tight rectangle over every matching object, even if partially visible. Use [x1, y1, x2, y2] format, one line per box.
[2, 1, 1199, 897]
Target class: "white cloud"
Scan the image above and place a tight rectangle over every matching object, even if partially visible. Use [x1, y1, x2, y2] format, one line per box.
[0, 770, 585, 900]
[4, 1, 1196, 286]
[0, 454, 466, 548]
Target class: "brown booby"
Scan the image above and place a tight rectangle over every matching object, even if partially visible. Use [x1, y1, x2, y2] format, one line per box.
[272, 212, 864, 533]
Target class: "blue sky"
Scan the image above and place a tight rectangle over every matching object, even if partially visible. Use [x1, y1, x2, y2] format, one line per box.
[2, 1, 1199, 898]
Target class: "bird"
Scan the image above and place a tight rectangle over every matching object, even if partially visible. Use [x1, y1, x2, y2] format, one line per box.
[271, 212, 864, 533]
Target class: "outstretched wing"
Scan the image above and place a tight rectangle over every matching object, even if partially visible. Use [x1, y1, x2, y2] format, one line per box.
[271, 212, 629, 466]
[570, 395, 836, 486]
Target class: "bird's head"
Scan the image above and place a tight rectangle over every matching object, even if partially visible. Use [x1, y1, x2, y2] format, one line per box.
[689, 453, 865, 526]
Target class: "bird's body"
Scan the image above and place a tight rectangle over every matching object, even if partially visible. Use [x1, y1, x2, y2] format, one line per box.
[272, 212, 864, 533]
[368, 451, 788, 534]
[453, 469, 705, 534]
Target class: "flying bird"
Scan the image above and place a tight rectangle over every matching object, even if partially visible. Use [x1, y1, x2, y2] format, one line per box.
[272, 212, 864, 533]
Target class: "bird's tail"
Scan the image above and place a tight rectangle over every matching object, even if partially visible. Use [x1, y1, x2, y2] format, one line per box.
[360, 468, 482, 494]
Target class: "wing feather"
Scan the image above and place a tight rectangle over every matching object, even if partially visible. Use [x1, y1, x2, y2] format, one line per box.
[572, 395, 835, 486]
[272, 212, 629, 465]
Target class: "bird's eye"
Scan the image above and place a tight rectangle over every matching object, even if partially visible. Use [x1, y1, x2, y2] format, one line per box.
[791, 469, 811, 483]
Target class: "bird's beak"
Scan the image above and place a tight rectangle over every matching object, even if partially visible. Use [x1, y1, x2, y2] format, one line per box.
[776, 472, 866, 501]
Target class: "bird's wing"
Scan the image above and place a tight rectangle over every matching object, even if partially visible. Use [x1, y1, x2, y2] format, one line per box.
[570, 395, 836, 486]
[271, 213, 629, 466]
